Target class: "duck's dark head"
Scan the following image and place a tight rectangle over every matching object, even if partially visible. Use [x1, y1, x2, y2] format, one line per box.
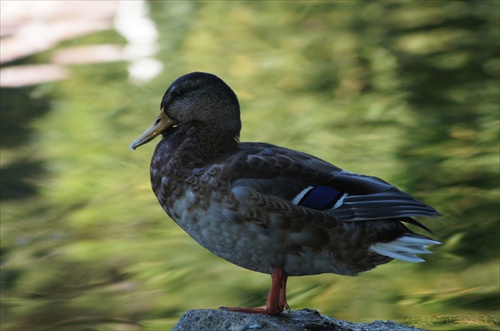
[130, 72, 241, 150]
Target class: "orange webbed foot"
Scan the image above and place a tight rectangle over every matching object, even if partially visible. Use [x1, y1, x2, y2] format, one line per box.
[220, 266, 289, 316]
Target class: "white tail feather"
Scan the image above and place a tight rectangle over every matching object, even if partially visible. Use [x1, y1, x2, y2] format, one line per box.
[370, 235, 441, 263]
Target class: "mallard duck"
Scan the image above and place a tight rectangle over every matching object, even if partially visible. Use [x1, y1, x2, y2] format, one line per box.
[130, 72, 440, 315]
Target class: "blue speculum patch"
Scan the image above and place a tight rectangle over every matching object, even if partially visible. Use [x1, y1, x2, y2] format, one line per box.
[298, 186, 343, 210]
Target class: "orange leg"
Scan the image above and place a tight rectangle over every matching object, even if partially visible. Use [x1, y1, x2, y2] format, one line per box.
[222, 266, 289, 315]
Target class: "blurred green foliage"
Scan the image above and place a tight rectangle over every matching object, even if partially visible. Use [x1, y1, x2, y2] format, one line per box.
[1, 2, 499, 331]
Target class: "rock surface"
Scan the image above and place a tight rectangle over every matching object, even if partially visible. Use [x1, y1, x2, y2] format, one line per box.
[171, 308, 428, 331]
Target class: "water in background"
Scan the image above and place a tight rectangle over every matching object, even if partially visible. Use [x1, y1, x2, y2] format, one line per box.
[1, 2, 498, 330]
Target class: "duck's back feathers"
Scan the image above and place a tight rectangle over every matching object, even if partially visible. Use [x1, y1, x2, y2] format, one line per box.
[223, 142, 441, 267]
[228, 142, 440, 229]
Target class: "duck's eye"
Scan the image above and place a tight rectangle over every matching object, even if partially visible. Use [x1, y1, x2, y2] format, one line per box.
[175, 89, 183, 97]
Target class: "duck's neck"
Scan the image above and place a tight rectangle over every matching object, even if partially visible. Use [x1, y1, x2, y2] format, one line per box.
[160, 121, 239, 168]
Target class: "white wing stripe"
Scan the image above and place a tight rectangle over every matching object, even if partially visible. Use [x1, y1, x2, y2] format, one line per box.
[332, 193, 348, 209]
[291, 186, 314, 205]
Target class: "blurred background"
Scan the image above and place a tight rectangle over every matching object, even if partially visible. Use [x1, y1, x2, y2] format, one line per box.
[1, 1, 498, 330]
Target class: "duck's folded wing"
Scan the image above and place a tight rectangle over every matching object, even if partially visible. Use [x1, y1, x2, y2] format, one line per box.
[228, 143, 440, 228]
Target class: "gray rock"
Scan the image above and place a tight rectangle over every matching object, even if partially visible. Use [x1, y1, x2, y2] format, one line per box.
[171, 308, 428, 331]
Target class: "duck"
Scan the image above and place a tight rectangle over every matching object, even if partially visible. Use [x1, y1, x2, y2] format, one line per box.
[130, 72, 441, 315]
